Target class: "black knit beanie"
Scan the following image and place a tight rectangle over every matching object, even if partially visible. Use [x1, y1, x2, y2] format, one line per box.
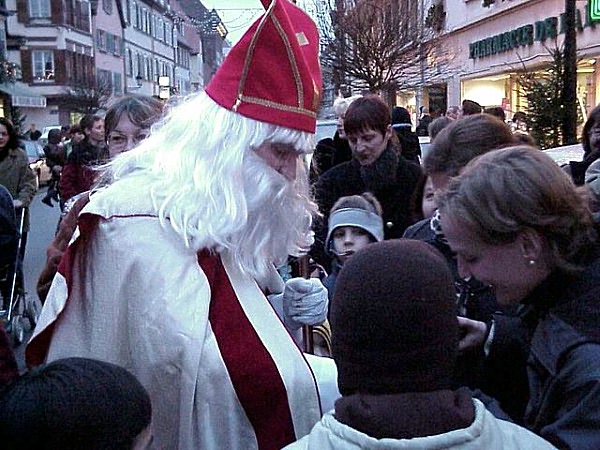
[0, 357, 151, 449]
[391, 106, 412, 125]
[331, 239, 458, 396]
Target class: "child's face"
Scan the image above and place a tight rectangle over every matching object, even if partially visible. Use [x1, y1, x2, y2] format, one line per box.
[332, 226, 372, 262]
[421, 177, 437, 219]
[590, 120, 600, 153]
[71, 131, 85, 143]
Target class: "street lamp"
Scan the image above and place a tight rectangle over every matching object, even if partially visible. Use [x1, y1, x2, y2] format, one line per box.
[127, 73, 143, 91]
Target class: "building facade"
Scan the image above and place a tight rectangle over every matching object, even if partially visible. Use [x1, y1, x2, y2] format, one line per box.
[93, 0, 126, 101]
[9, 0, 96, 126]
[420, 0, 600, 120]
[2, 0, 225, 130]
[0, 0, 42, 122]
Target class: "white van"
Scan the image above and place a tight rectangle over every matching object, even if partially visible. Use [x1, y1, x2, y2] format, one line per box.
[39, 125, 62, 146]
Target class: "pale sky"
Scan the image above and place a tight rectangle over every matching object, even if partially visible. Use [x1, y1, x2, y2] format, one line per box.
[203, 0, 317, 45]
[202, 0, 264, 44]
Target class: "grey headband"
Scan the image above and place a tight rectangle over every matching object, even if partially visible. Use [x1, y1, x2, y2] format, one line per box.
[326, 208, 384, 253]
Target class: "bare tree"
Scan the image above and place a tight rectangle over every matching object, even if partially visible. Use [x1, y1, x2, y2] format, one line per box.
[312, 0, 452, 103]
[55, 75, 113, 115]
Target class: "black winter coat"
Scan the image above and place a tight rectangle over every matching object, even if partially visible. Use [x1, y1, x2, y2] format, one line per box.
[393, 125, 421, 163]
[490, 249, 600, 449]
[312, 146, 422, 269]
[313, 132, 352, 177]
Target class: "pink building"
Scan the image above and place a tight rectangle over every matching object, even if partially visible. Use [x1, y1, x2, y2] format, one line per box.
[93, 0, 126, 99]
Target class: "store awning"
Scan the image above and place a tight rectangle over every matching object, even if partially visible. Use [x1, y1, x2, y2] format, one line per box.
[0, 82, 46, 108]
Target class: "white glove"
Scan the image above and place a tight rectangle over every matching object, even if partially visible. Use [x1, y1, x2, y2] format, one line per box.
[12, 199, 23, 209]
[282, 277, 328, 329]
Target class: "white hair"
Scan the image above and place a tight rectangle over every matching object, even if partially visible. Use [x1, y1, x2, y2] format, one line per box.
[333, 94, 362, 117]
[106, 92, 318, 278]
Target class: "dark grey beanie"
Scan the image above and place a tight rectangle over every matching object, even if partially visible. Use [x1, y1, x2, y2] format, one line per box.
[331, 239, 458, 396]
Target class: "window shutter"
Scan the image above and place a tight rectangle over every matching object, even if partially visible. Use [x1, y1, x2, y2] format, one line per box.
[54, 50, 66, 84]
[20, 49, 32, 83]
[51, 0, 62, 25]
[16, 0, 28, 23]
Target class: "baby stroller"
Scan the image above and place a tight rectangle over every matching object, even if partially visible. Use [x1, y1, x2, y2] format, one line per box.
[0, 185, 39, 345]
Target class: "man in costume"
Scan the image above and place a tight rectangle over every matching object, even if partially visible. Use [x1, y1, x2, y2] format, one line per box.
[27, 1, 336, 448]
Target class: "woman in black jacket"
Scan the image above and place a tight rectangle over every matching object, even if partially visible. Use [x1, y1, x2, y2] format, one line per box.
[312, 95, 422, 270]
[440, 146, 600, 450]
[41, 128, 65, 207]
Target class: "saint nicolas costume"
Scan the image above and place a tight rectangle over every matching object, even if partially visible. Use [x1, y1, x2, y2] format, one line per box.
[27, 1, 334, 448]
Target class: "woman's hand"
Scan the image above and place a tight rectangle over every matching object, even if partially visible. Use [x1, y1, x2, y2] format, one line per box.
[458, 316, 488, 352]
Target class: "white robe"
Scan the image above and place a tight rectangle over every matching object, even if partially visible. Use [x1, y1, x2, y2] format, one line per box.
[28, 180, 335, 449]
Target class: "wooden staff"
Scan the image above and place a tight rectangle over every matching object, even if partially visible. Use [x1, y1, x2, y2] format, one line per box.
[298, 255, 314, 354]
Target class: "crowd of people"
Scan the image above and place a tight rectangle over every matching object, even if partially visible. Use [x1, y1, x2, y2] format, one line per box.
[0, 0, 599, 449]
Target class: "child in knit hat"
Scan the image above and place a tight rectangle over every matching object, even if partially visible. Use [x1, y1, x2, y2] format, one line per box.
[284, 239, 558, 449]
[311, 192, 383, 357]
[322, 192, 384, 301]
[0, 357, 152, 449]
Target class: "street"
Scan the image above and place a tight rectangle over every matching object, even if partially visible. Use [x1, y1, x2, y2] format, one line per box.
[12, 187, 61, 371]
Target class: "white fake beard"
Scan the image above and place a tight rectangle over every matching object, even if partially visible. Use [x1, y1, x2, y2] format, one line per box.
[231, 152, 314, 279]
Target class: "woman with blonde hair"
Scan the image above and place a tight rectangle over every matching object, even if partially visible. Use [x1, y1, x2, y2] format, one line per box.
[439, 145, 600, 449]
[314, 95, 362, 175]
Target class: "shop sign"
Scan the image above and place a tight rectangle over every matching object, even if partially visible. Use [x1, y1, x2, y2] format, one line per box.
[469, 4, 596, 59]
[592, 0, 600, 22]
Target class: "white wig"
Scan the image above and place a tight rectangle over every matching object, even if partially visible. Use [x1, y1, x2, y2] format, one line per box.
[107, 92, 318, 278]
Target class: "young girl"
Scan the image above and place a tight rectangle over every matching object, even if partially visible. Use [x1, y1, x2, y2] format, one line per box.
[323, 192, 384, 301]
[36, 95, 164, 303]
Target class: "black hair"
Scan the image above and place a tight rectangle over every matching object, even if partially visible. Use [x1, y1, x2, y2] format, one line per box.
[0, 357, 151, 450]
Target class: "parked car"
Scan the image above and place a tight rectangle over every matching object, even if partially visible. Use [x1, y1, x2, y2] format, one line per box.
[418, 136, 432, 164]
[315, 119, 338, 143]
[39, 125, 62, 146]
[542, 143, 584, 167]
[21, 139, 51, 188]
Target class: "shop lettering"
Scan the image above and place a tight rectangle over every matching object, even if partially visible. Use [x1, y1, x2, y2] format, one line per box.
[534, 17, 558, 41]
[469, 5, 594, 59]
[469, 25, 533, 59]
